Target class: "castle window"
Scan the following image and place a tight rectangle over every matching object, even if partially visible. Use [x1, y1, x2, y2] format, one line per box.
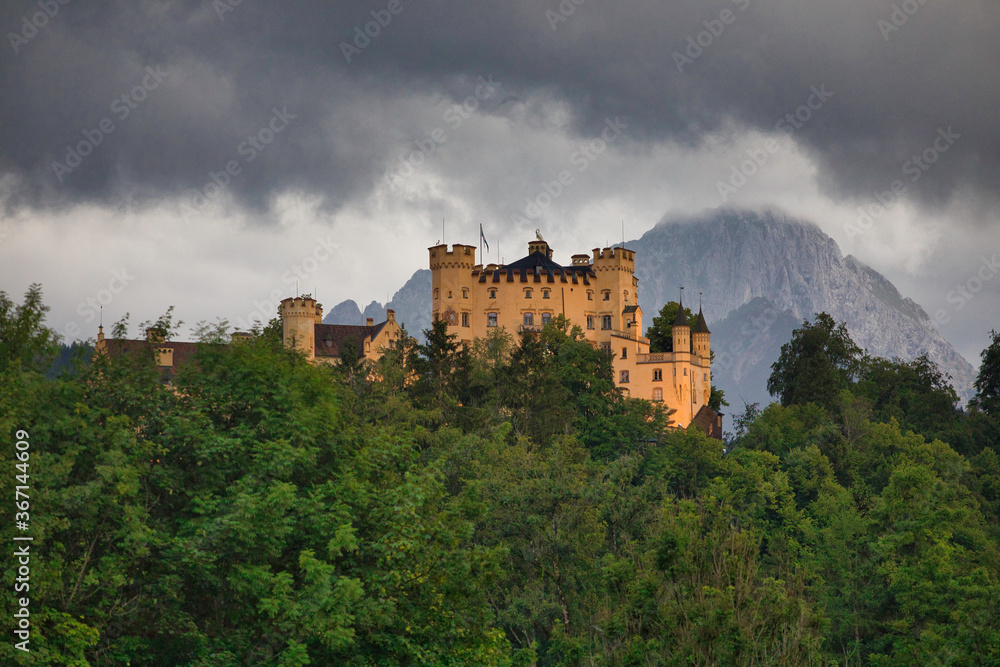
[652, 387, 663, 401]
[487, 312, 498, 327]
[602, 290, 610, 301]
[621, 347, 627, 360]
[542, 312, 551, 325]
[462, 312, 470, 327]
[653, 369, 663, 381]
[542, 289, 550, 299]
[524, 312, 534, 326]
[587, 290, 593, 301]
[623, 290, 629, 303]
[601, 315, 612, 330]
[683, 368, 687, 376]
[601, 342, 611, 353]
[434, 288, 440, 300]
[489, 288, 497, 299]
[704, 373, 707, 381]
[620, 370, 630, 384]
[586, 315, 595, 330]
[448, 291, 453, 299]
[524, 288, 532, 299]
[462, 288, 469, 299]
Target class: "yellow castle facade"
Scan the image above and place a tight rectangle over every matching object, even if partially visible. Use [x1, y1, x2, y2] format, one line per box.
[430, 237, 716, 429]
[279, 296, 403, 365]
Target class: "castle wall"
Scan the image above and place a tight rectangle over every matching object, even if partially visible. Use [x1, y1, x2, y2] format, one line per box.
[429, 239, 713, 428]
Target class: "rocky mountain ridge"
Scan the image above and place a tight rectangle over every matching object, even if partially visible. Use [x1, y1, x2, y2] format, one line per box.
[325, 208, 977, 409]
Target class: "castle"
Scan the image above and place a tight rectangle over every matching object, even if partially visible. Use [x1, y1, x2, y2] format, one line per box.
[430, 236, 718, 429]
[279, 296, 403, 364]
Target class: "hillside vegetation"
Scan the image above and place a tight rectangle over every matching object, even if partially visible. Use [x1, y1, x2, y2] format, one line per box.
[2, 284, 999, 666]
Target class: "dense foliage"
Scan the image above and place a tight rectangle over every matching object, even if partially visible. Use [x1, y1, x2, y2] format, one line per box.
[3, 288, 1000, 665]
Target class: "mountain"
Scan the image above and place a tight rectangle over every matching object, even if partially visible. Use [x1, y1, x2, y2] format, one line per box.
[323, 269, 432, 341]
[632, 208, 977, 407]
[324, 208, 977, 412]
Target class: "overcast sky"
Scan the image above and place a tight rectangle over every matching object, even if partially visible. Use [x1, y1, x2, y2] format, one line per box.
[1, 0, 997, 366]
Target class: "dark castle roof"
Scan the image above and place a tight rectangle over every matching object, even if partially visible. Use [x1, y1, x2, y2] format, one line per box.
[504, 250, 564, 272]
[693, 308, 711, 334]
[673, 297, 690, 327]
[481, 250, 596, 285]
[314, 322, 387, 358]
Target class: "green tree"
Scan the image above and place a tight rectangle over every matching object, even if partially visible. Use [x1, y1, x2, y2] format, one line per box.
[768, 312, 863, 410]
[972, 329, 1000, 415]
[856, 354, 960, 443]
[645, 301, 693, 353]
[0, 283, 60, 374]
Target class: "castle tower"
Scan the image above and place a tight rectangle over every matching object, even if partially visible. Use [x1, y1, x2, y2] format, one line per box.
[591, 246, 637, 336]
[692, 305, 712, 404]
[429, 243, 477, 339]
[280, 296, 323, 360]
[692, 307, 711, 357]
[672, 294, 690, 354]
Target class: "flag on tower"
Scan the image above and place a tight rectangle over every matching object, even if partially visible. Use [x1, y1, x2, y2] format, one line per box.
[480, 224, 490, 252]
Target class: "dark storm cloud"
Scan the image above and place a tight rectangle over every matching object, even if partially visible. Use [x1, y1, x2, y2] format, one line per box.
[2, 0, 997, 218]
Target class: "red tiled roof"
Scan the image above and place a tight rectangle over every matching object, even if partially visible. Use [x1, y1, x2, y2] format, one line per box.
[101, 339, 201, 367]
[314, 323, 383, 358]
[690, 404, 723, 440]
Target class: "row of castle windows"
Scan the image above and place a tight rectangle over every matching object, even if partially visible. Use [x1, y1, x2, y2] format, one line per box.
[619, 380, 702, 405]
[618, 367, 707, 384]
[436, 287, 630, 302]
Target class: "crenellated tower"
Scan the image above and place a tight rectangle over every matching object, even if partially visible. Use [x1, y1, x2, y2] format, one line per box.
[692, 306, 712, 404]
[280, 296, 323, 360]
[429, 243, 477, 339]
[591, 246, 638, 335]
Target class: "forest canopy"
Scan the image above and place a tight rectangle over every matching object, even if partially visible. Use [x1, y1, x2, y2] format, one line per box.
[2, 288, 1000, 666]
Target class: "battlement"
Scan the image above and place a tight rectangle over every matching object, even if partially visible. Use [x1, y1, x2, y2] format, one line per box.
[527, 240, 553, 259]
[591, 246, 636, 274]
[280, 296, 320, 310]
[571, 254, 591, 266]
[429, 244, 477, 270]
[279, 296, 323, 324]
